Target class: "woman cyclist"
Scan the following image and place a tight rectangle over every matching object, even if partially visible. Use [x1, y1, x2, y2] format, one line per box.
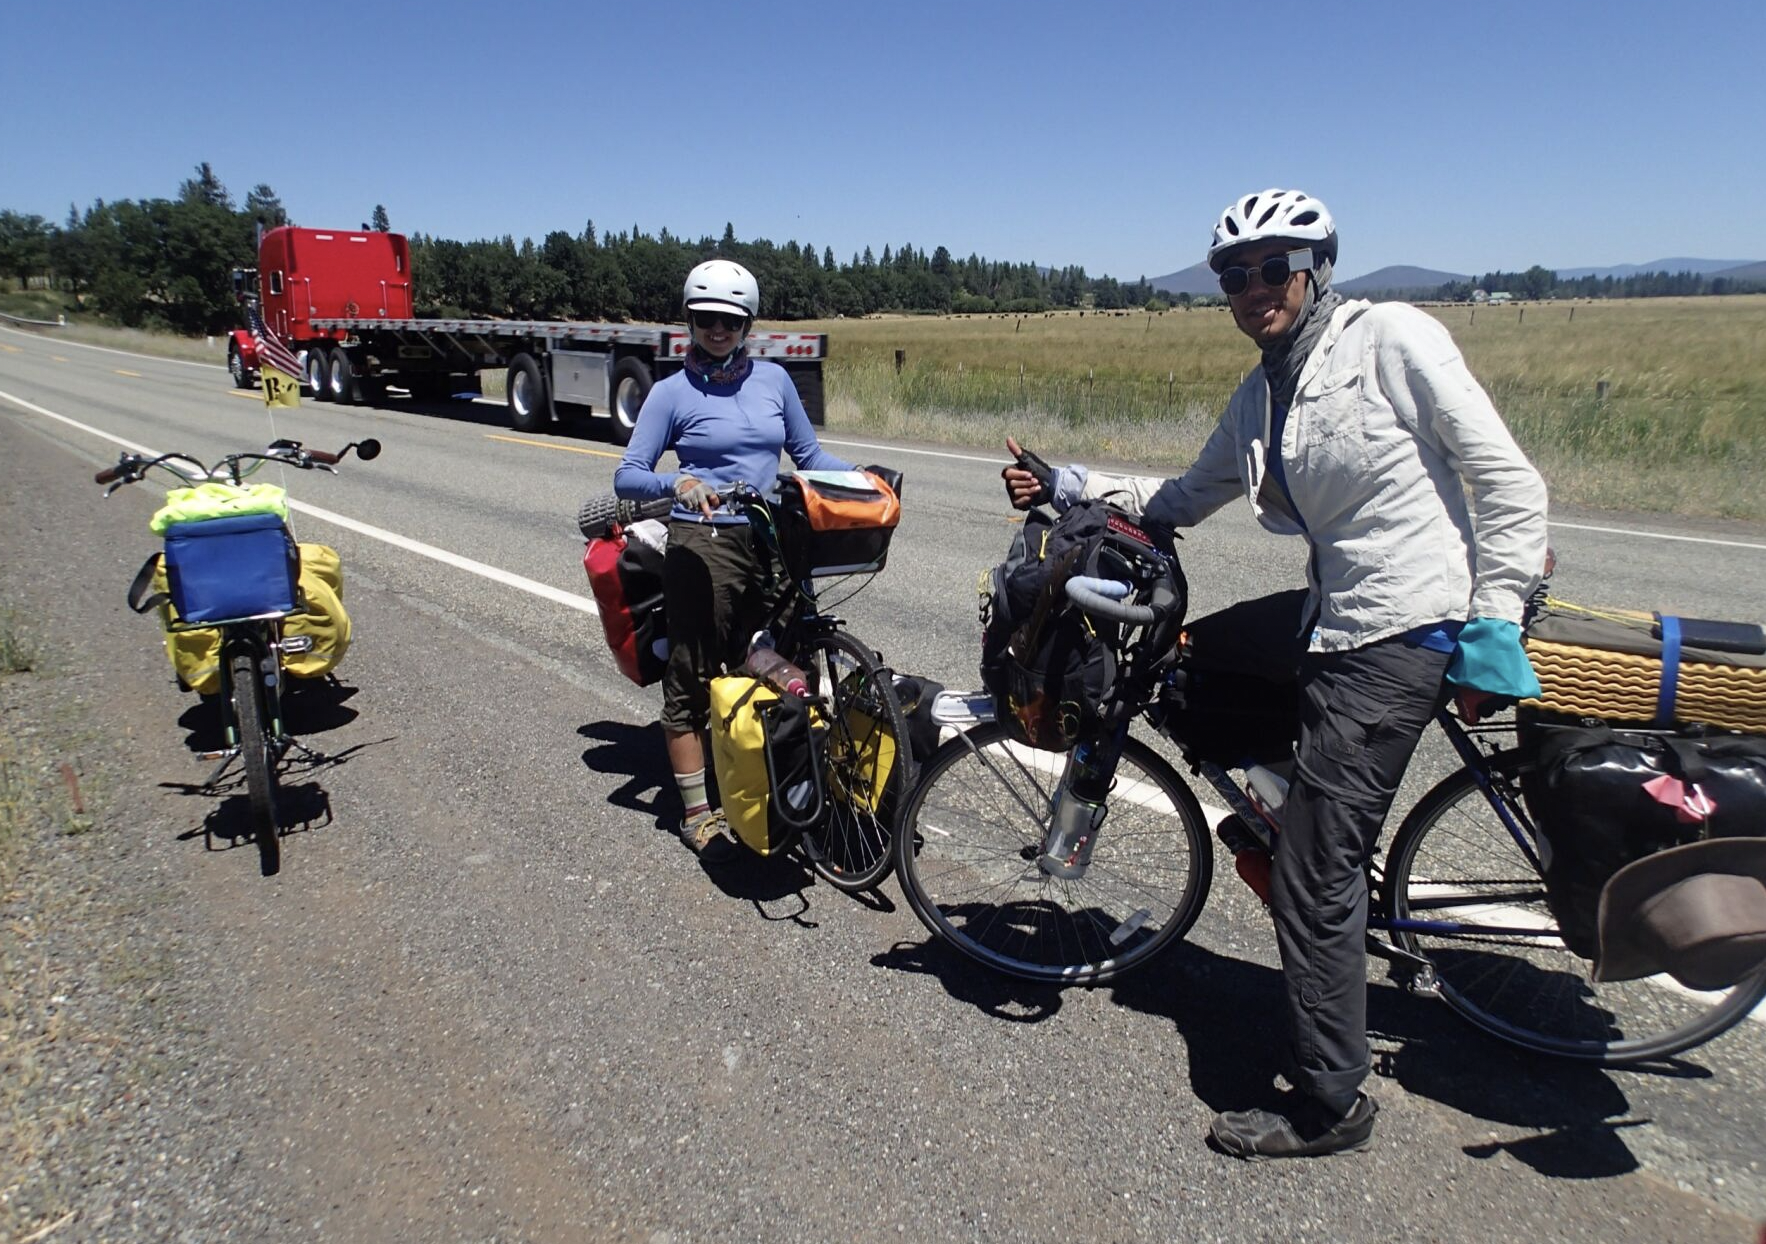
[615, 259, 853, 857]
[1004, 189, 1548, 1159]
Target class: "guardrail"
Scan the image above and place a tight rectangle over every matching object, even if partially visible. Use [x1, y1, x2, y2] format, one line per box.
[0, 310, 68, 328]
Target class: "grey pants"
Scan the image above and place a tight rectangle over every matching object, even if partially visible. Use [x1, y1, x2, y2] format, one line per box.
[1187, 593, 1450, 1113]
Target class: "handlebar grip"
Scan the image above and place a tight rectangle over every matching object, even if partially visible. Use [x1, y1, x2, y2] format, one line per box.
[306, 448, 341, 466]
[1065, 576, 1161, 626]
[95, 465, 124, 484]
[576, 493, 675, 540]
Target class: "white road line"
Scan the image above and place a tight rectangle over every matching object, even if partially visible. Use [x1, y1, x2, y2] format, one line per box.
[820, 436, 1011, 466]
[1551, 520, 1766, 553]
[12, 328, 1764, 552]
[0, 322, 225, 371]
[0, 386, 600, 617]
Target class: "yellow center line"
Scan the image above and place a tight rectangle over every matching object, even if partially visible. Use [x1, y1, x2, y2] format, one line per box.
[228, 389, 262, 400]
[484, 433, 624, 459]
[0, 344, 19, 353]
[114, 369, 143, 377]
[51, 356, 69, 363]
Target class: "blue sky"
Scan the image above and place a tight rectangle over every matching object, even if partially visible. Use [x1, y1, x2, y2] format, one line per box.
[4, 0, 1762, 282]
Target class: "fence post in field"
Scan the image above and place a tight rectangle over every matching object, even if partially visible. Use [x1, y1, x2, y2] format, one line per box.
[1569, 306, 1575, 323]
[1015, 318, 1022, 334]
[894, 349, 905, 373]
[1519, 308, 1525, 325]
[1087, 369, 1094, 416]
[1597, 379, 1610, 402]
[1020, 363, 1026, 411]
[1470, 309, 1476, 326]
[1167, 370, 1174, 412]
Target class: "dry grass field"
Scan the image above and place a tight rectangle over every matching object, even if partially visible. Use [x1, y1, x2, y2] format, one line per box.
[803, 295, 1766, 521]
[10, 292, 1762, 520]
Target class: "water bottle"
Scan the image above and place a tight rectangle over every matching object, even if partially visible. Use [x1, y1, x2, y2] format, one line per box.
[1214, 814, 1274, 905]
[1038, 742, 1109, 879]
[745, 643, 810, 698]
[1245, 762, 1290, 831]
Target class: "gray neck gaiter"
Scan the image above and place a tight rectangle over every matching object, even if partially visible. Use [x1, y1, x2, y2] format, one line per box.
[1260, 261, 1343, 408]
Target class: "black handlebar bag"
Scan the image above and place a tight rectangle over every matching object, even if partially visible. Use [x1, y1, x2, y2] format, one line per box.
[979, 500, 1185, 751]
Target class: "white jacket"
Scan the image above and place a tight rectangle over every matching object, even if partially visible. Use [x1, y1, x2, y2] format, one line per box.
[1076, 300, 1548, 652]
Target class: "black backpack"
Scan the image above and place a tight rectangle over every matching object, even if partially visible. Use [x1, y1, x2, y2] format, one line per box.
[979, 499, 1186, 750]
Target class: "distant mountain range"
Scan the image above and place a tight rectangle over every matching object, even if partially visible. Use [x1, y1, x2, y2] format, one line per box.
[1149, 257, 1765, 297]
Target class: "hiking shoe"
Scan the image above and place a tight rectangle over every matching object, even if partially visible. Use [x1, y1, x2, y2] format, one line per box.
[1210, 1092, 1377, 1161]
[678, 807, 734, 858]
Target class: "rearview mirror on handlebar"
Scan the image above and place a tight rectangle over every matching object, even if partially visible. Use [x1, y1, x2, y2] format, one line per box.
[351, 439, 381, 461]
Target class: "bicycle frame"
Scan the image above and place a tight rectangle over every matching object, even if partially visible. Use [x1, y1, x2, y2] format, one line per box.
[1179, 707, 1556, 946]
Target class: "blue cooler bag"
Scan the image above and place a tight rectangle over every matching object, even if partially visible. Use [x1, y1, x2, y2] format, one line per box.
[162, 512, 299, 624]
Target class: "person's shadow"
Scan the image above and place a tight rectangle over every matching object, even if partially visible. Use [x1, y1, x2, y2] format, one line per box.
[578, 718, 894, 925]
[1106, 942, 1702, 1179]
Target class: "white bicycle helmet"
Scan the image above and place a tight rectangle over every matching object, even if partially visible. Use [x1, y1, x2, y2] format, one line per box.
[682, 259, 759, 319]
[1207, 189, 1338, 272]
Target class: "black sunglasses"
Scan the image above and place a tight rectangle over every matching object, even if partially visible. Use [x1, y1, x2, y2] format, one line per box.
[690, 309, 749, 332]
[1217, 248, 1314, 297]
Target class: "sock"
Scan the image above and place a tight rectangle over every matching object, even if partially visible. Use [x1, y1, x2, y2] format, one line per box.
[675, 768, 709, 817]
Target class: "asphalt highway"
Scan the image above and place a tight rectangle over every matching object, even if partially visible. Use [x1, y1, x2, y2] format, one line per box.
[3, 322, 1763, 1242]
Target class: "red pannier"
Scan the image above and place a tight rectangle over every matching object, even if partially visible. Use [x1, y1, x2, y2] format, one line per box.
[583, 521, 669, 686]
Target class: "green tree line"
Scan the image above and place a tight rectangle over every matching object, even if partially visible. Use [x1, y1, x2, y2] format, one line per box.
[1361, 263, 1765, 303]
[1, 165, 1161, 332]
[9, 165, 1758, 331]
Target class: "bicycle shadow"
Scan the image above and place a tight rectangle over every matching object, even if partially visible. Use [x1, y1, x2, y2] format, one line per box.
[1106, 943, 1699, 1180]
[175, 679, 361, 751]
[872, 935, 1066, 1023]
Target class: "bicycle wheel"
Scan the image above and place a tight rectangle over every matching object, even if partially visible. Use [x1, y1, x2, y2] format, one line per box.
[895, 721, 1213, 984]
[1385, 763, 1766, 1064]
[795, 630, 912, 893]
[228, 648, 282, 875]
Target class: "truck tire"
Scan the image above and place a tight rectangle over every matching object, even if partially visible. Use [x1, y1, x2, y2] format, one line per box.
[306, 347, 334, 401]
[610, 357, 651, 446]
[327, 348, 361, 405]
[228, 341, 254, 390]
[507, 354, 551, 433]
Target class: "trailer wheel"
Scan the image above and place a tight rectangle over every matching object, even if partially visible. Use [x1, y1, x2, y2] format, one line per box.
[610, 358, 651, 446]
[507, 353, 551, 433]
[307, 347, 334, 401]
[228, 342, 254, 390]
[327, 348, 361, 405]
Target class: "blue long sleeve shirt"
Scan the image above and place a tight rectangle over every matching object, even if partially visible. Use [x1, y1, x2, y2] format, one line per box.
[614, 360, 851, 524]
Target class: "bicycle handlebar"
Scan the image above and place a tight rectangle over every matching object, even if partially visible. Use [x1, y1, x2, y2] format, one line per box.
[1065, 575, 1180, 627]
[95, 439, 380, 492]
[576, 493, 677, 540]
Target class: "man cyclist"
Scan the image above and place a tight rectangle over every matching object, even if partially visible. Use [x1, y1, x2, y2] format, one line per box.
[1004, 188, 1548, 1158]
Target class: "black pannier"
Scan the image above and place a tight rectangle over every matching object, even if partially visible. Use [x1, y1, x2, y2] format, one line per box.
[1519, 718, 1766, 960]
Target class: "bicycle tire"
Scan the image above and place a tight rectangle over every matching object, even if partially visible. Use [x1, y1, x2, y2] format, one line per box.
[895, 721, 1213, 984]
[794, 630, 911, 893]
[228, 648, 282, 876]
[1384, 762, 1766, 1064]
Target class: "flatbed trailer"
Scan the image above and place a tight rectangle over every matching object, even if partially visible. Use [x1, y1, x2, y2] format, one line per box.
[227, 226, 827, 442]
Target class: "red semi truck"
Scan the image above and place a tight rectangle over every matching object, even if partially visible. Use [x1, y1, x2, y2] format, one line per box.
[227, 226, 828, 440]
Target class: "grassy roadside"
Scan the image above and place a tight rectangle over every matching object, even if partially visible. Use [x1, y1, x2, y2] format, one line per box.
[0, 607, 174, 1241]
